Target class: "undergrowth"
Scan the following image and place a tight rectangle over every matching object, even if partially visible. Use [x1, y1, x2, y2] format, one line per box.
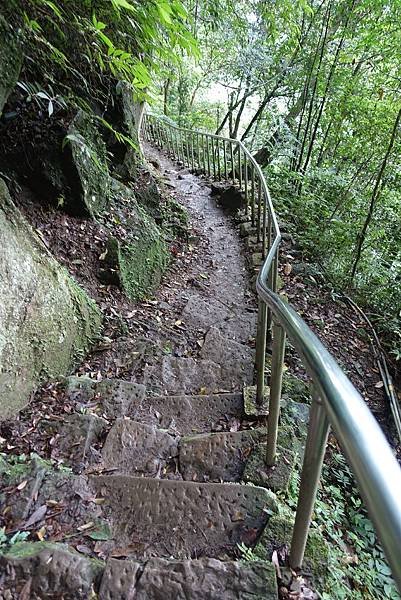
[284, 451, 400, 599]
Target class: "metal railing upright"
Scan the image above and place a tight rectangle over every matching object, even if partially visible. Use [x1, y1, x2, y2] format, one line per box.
[141, 113, 401, 593]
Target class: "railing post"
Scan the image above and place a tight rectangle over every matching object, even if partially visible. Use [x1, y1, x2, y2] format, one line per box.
[238, 146, 242, 189]
[196, 133, 200, 169]
[191, 133, 195, 171]
[251, 165, 255, 227]
[255, 300, 268, 404]
[212, 138, 217, 178]
[289, 390, 330, 570]
[266, 321, 286, 465]
[223, 140, 227, 179]
[257, 182, 262, 244]
[244, 154, 248, 212]
[230, 142, 235, 182]
[206, 136, 211, 176]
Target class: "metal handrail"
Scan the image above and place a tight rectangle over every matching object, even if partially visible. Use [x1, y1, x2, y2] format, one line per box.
[141, 112, 401, 592]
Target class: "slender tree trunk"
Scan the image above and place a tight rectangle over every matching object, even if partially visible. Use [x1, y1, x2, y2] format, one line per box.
[295, 2, 331, 174]
[163, 77, 171, 116]
[232, 77, 251, 138]
[350, 107, 401, 280]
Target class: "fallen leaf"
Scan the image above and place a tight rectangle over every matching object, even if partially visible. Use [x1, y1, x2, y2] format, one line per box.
[25, 504, 47, 528]
[77, 521, 94, 531]
[17, 480, 28, 491]
[284, 263, 292, 276]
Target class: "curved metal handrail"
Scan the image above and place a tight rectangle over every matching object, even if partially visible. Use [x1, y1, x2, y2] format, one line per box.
[141, 112, 401, 592]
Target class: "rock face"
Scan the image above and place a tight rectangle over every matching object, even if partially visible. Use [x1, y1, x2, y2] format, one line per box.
[66, 110, 111, 217]
[0, 16, 23, 116]
[0, 179, 102, 419]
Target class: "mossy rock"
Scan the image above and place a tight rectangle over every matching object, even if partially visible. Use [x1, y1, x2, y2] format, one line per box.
[243, 443, 296, 492]
[0, 179, 102, 419]
[98, 182, 169, 300]
[0, 541, 104, 599]
[67, 110, 111, 217]
[255, 511, 330, 584]
[0, 15, 23, 116]
[0, 452, 53, 486]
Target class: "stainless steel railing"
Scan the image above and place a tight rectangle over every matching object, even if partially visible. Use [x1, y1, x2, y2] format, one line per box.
[141, 112, 401, 591]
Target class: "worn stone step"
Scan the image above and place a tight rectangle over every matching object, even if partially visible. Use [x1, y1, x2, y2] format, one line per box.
[0, 542, 103, 599]
[99, 556, 278, 599]
[143, 355, 223, 395]
[92, 475, 276, 559]
[129, 391, 244, 434]
[101, 419, 179, 477]
[63, 376, 146, 419]
[199, 326, 254, 386]
[100, 420, 294, 492]
[179, 429, 263, 483]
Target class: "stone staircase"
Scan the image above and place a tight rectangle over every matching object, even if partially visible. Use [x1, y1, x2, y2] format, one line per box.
[0, 149, 311, 598]
[0, 374, 309, 598]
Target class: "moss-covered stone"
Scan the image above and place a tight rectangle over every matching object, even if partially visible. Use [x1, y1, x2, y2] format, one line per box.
[0, 541, 104, 599]
[243, 443, 296, 492]
[0, 15, 23, 116]
[99, 181, 169, 300]
[67, 110, 111, 217]
[0, 179, 102, 419]
[254, 509, 330, 583]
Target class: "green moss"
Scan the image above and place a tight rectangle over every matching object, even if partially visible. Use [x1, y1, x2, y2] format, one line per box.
[254, 510, 330, 583]
[1, 540, 105, 572]
[0, 452, 54, 486]
[243, 443, 296, 492]
[68, 110, 110, 217]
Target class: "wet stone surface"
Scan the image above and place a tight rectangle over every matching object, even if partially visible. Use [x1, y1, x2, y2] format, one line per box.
[101, 419, 179, 477]
[139, 144, 256, 396]
[55, 413, 108, 468]
[179, 429, 264, 483]
[91, 475, 276, 559]
[63, 376, 146, 419]
[99, 556, 278, 599]
[128, 392, 244, 434]
[0, 543, 103, 600]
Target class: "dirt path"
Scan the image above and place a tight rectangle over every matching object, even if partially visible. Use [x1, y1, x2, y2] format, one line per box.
[101, 143, 258, 397]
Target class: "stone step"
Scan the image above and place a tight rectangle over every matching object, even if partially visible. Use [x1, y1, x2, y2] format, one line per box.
[63, 376, 146, 419]
[91, 475, 276, 559]
[179, 429, 263, 482]
[101, 419, 179, 477]
[63, 375, 245, 433]
[0, 542, 278, 599]
[100, 421, 294, 491]
[100, 556, 278, 599]
[128, 391, 244, 434]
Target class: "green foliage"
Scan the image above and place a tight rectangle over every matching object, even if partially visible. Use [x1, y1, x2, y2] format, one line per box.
[284, 452, 400, 599]
[0, 528, 30, 551]
[161, 0, 400, 358]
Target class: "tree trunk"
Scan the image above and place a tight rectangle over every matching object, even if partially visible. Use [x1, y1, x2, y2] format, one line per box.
[350, 107, 401, 280]
[163, 77, 171, 116]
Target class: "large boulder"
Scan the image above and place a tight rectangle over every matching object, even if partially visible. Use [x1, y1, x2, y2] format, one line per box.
[0, 179, 102, 419]
[66, 110, 111, 217]
[0, 15, 23, 116]
[98, 180, 168, 300]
